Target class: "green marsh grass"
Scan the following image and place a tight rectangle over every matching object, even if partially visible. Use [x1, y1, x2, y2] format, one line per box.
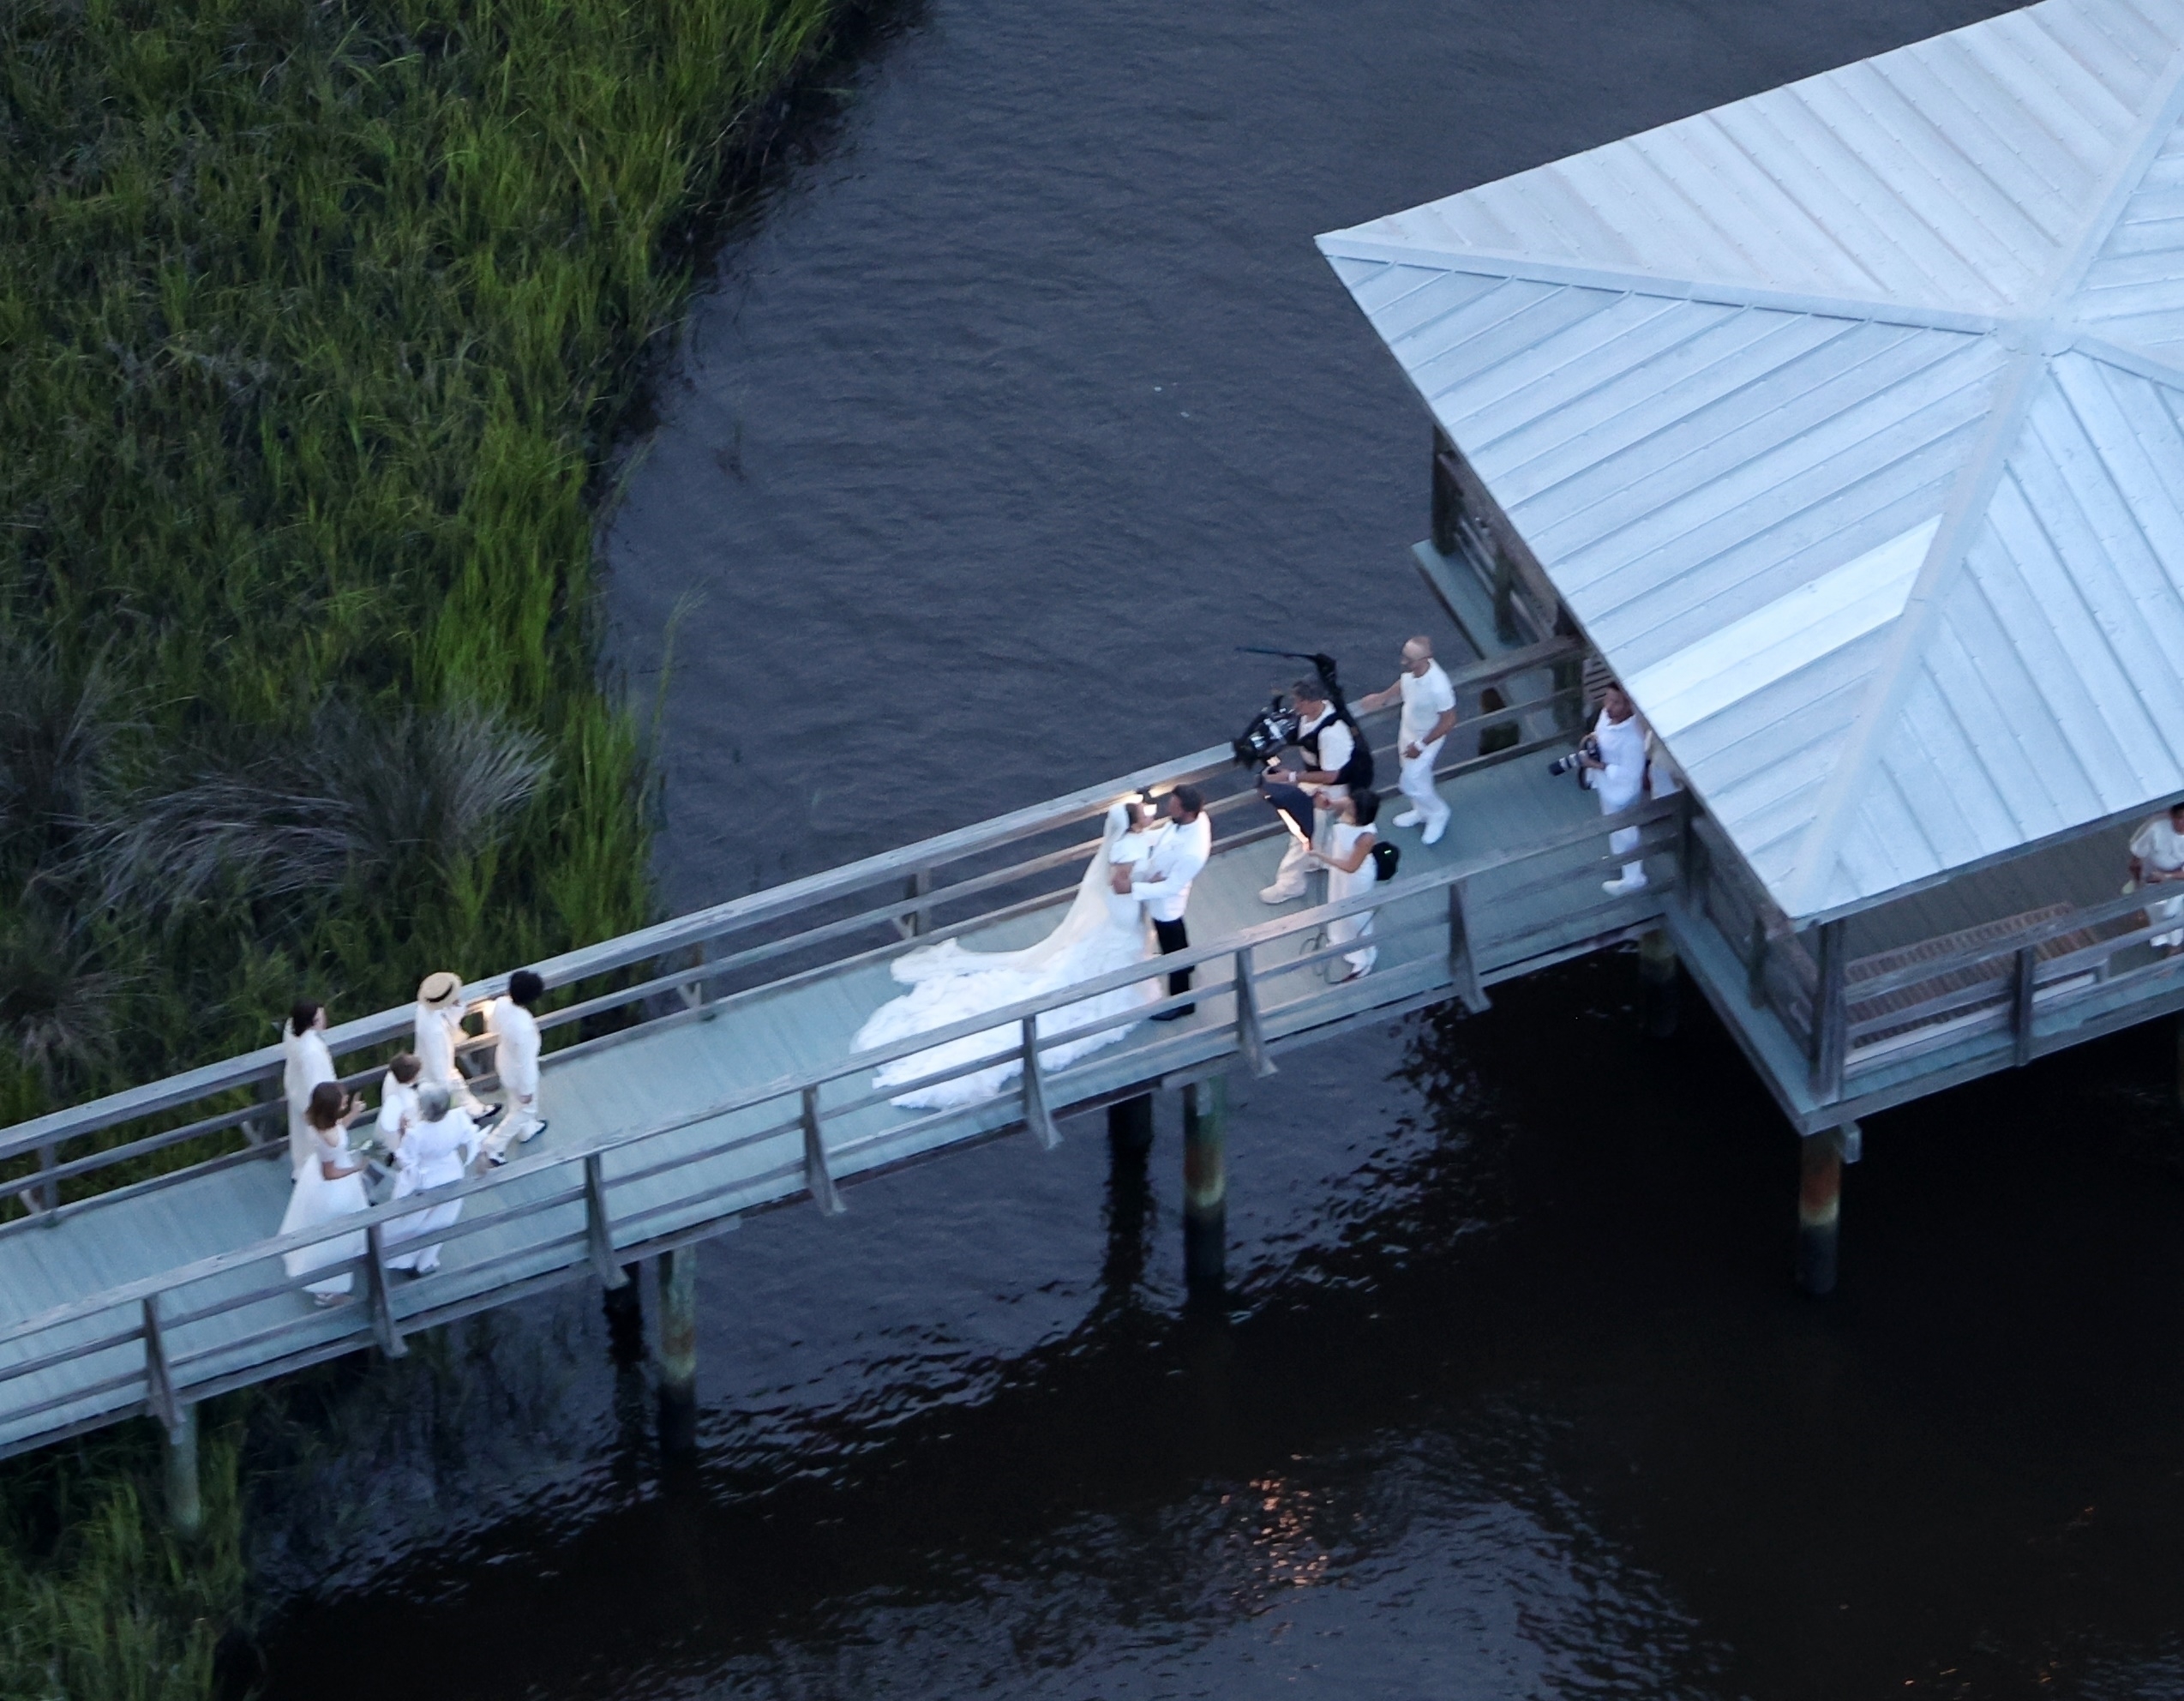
[0, 0, 840, 1689]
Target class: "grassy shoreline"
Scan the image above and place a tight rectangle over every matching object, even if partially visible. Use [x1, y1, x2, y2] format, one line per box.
[0, 0, 840, 1690]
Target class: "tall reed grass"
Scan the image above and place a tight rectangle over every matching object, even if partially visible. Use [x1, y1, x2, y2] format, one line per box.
[0, 0, 839, 1689]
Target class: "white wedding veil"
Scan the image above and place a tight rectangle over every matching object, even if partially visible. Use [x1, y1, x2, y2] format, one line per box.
[890, 801, 1139, 984]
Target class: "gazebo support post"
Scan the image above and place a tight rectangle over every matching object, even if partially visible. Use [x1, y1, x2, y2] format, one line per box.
[1183, 1078, 1227, 1301]
[1797, 1129, 1844, 1296]
[657, 1247, 699, 1457]
[1637, 929, 1678, 1039]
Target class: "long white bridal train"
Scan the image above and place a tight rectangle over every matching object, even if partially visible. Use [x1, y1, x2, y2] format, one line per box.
[851, 803, 1163, 1109]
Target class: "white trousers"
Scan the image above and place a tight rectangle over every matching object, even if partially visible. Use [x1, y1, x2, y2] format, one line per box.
[484, 1083, 541, 1156]
[1600, 785, 1645, 885]
[1268, 807, 1333, 899]
[2150, 891, 2183, 950]
[1398, 738, 1449, 832]
[1329, 910, 1377, 975]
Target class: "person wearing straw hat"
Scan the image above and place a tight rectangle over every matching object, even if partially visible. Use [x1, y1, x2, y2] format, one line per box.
[415, 971, 498, 1121]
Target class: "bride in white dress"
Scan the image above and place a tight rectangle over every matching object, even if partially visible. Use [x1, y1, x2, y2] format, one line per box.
[852, 799, 1165, 1109]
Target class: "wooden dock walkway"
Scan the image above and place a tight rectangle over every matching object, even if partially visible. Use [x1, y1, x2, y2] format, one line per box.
[5, 622, 2182, 1463]
[0, 642, 1691, 1460]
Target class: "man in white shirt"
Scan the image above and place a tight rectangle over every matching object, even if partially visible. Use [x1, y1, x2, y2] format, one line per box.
[1259, 681, 1354, 904]
[1357, 635, 1456, 846]
[1131, 786, 1213, 1020]
[483, 970, 548, 1163]
[1580, 684, 1650, 894]
[2129, 802, 2184, 952]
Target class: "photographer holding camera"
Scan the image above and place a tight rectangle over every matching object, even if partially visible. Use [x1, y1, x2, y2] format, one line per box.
[1258, 676, 1366, 905]
[1581, 682, 1650, 895]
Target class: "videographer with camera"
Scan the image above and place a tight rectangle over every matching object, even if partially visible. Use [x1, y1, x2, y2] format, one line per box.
[1580, 682, 1650, 895]
[1257, 676, 1366, 905]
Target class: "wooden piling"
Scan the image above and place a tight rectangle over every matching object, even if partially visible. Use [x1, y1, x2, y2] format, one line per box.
[1797, 1129, 1843, 1296]
[656, 1247, 698, 1456]
[1107, 1093, 1154, 1157]
[603, 1262, 645, 1367]
[1637, 928, 1679, 1039]
[165, 1403, 201, 1540]
[1183, 1077, 1227, 1301]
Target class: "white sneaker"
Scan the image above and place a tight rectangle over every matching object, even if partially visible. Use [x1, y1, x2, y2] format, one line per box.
[1259, 884, 1305, 905]
[1422, 820, 1447, 846]
[1603, 873, 1650, 896]
[1392, 810, 1424, 828]
[519, 1121, 548, 1144]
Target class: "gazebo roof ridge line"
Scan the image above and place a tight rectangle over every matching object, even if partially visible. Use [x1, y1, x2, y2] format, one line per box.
[1780, 26, 2184, 917]
[1323, 0, 2184, 925]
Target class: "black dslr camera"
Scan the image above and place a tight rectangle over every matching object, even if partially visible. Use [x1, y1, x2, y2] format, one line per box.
[1546, 736, 1600, 779]
[1233, 648, 1345, 768]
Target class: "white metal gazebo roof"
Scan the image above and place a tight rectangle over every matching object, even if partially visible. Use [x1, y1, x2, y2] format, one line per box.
[1322, 0, 2184, 923]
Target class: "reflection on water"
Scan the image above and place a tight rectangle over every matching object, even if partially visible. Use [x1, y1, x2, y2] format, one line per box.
[257, 959, 2184, 1699]
[249, 0, 2184, 1692]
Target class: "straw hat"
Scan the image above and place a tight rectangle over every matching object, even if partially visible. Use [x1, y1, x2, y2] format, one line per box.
[417, 971, 464, 1009]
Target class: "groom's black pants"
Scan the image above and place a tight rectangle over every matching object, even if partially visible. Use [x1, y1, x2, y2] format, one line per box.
[1152, 917, 1194, 1017]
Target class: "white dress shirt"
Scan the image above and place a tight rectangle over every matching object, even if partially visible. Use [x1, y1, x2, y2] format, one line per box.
[1130, 814, 1213, 923]
[488, 997, 542, 1098]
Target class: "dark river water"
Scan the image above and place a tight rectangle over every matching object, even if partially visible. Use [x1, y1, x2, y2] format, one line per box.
[255, 0, 2184, 1696]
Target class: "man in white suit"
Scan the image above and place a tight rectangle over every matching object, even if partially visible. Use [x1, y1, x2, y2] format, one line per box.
[1129, 785, 1212, 1021]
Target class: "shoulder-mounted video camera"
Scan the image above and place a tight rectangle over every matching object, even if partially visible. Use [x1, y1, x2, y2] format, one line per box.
[1233, 649, 1347, 768]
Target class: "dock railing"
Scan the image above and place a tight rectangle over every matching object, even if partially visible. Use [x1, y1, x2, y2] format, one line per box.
[1683, 814, 2184, 1105]
[0, 780, 1689, 1458]
[0, 640, 1593, 1228]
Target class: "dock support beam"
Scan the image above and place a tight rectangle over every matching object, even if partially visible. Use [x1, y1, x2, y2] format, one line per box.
[1107, 1093, 1154, 1158]
[657, 1247, 699, 1457]
[1637, 929, 1678, 1039]
[1183, 1078, 1227, 1301]
[1797, 1128, 1845, 1296]
[165, 1403, 201, 1541]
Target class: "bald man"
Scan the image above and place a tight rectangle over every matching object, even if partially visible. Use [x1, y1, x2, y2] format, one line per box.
[1357, 635, 1456, 846]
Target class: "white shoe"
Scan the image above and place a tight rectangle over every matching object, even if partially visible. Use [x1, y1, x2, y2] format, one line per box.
[1422, 820, 1447, 846]
[1259, 884, 1305, 905]
[1392, 810, 1424, 828]
[519, 1121, 547, 1144]
[1603, 873, 1650, 896]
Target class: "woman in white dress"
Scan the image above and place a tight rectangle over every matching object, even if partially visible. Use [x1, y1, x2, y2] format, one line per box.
[279, 1080, 371, 1304]
[280, 1001, 337, 1178]
[2129, 802, 2184, 953]
[1316, 788, 1381, 983]
[852, 798, 1165, 1109]
[383, 1084, 477, 1275]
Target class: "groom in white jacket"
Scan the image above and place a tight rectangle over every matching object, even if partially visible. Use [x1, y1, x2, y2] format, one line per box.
[1130, 785, 1212, 1021]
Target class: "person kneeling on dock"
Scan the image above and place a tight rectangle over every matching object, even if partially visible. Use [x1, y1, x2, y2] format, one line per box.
[385, 1085, 477, 1277]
